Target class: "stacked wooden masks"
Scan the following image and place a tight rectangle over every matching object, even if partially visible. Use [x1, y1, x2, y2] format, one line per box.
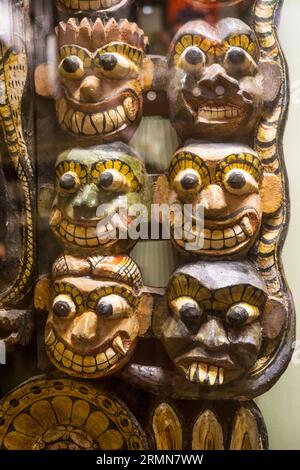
[0, 0, 294, 451]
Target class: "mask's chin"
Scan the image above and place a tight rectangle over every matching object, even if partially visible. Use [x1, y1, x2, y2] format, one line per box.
[45, 327, 135, 378]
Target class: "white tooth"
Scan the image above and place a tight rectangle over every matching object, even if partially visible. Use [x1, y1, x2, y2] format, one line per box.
[188, 362, 197, 382]
[240, 216, 253, 237]
[83, 115, 96, 135]
[117, 105, 126, 122]
[113, 335, 127, 356]
[233, 225, 243, 236]
[96, 352, 107, 365]
[208, 365, 218, 386]
[108, 109, 118, 127]
[218, 368, 224, 385]
[225, 236, 237, 248]
[225, 109, 232, 117]
[237, 231, 247, 243]
[123, 97, 136, 121]
[212, 230, 223, 240]
[90, 1, 101, 10]
[204, 228, 211, 239]
[224, 228, 235, 240]
[203, 238, 211, 250]
[93, 112, 104, 133]
[218, 110, 225, 119]
[104, 112, 114, 132]
[211, 239, 224, 249]
[198, 363, 208, 384]
[105, 348, 115, 360]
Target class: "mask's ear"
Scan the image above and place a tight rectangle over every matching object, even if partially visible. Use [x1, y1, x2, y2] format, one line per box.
[257, 60, 282, 103]
[34, 277, 51, 313]
[261, 172, 283, 215]
[137, 288, 167, 337]
[34, 64, 57, 98]
[261, 297, 287, 339]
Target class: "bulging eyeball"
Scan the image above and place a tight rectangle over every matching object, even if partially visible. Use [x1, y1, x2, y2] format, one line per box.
[94, 52, 139, 80]
[224, 47, 257, 77]
[170, 296, 203, 333]
[224, 169, 258, 196]
[173, 169, 202, 201]
[95, 294, 131, 320]
[98, 169, 128, 192]
[226, 302, 260, 327]
[52, 294, 76, 319]
[177, 46, 206, 73]
[58, 171, 81, 195]
[59, 56, 85, 80]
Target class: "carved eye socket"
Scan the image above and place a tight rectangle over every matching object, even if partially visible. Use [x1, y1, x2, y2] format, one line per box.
[95, 295, 131, 320]
[52, 295, 76, 319]
[173, 169, 202, 201]
[178, 46, 206, 73]
[226, 302, 260, 327]
[224, 169, 258, 195]
[170, 296, 203, 334]
[59, 56, 84, 79]
[58, 171, 81, 194]
[224, 47, 257, 76]
[94, 52, 138, 80]
[98, 169, 128, 192]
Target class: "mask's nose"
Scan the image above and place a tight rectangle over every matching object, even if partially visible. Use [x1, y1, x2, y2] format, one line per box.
[198, 184, 227, 218]
[73, 184, 99, 219]
[195, 317, 229, 351]
[199, 64, 239, 98]
[80, 76, 102, 102]
[71, 311, 98, 345]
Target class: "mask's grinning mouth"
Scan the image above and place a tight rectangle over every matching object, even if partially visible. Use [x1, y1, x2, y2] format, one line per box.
[185, 362, 224, 386]
[45, 328, 130, 375]
[57, 0, 123, 11]
[197, 104, 246, 122]
[56, 96, 138, 138]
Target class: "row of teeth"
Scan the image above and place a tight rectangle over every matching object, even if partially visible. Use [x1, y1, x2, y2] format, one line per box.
[46, 329, 128, 374]
[57, 97, 136, 137]
[187, 362, 224, 386]
[58, 0, 121, 10]
[198, 106, 244, 119]
[178, 216, 253, 250]
[54, 219, 117, 247]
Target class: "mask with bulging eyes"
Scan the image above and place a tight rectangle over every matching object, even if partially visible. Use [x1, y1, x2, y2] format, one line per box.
[162, 260, 269, 386]
[155, 141, 282, 258]
[55, 17, 149, 144]
[50, 142, 152, 255]
[41, 254, 144, 379]
[55, 0, 133, 16]
[167, 18, 281, 142]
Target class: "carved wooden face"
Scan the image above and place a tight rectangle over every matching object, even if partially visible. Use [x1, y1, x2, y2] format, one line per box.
[56, 19, 146, 143]
[167, 18, 268, 141]
[55, 0, 131, 16]
[165, 143, 265, 258]
[45, 255, 143, 379]
[50, 144, 151, 255]
[162, 261, 267, 386]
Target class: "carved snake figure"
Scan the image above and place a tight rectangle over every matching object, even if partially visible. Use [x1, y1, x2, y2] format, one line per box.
[254, 0, 288, 297]
[0, 34, 35, 307]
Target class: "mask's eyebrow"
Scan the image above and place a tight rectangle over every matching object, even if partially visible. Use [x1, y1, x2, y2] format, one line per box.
[168, 151, 211, 186]
[55, 160, 88, 183]
[171, 34, 225, 66]
[90, 157, 142, 190]
[222, 33, 259, 60]
[58, 45, 92, 66]
[53, 281, 84, 311]
[214, 285, 266, 309]
[168, 274, 211, 304]
[86, 285, 137, 309]
[216, 153, 263, 184]
[94, 42, 144, 65]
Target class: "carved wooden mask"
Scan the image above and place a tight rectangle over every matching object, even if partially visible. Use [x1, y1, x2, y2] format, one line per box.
[167, 18, 281, 141]
[162, 260, 276, 386]
[155, 142, 282, 258]
[55, 18, 149, 143]
[43, 254, 144, 378]
[55, 0, 133, 16]
[50, 143, 151, 255]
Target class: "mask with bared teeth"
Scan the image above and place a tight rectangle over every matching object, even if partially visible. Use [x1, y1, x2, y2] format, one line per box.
[55, 17, 149, 143]
[43, 254, 144, 378]
[50, 142, 151, 255]
[155, 141, 282, 258]
[55, 0, 133, 17]
[167, 18, 281, 142]
[162, 260, 268, 386]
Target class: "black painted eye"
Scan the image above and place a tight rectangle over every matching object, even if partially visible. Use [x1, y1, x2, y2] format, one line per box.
[96, 300, 113, 317]
[180, 303, 202, 333]
[97, 53, 118, 71]
[98, 169, 128, 192]
[226, 303, 260, 327]
[59, 171, 80, 194]
[52, 295, 76, 319]
[181, 173, 200, 190]
[94, 295, 131, 320]
[173, 169, 202, 201]
[98, 171, 114, 189]
[224, 47, 257, 76]
[178, 46, 206, 72]
[59, 55, 84, 79]
[224, 169, 258, 195]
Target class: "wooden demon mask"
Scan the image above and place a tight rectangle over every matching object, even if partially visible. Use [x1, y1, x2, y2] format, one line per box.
[155, 142, 282, 258]
[55, 18, 149, 143]
[41, 254, 144, 378]
[162, 260, 284, 387]
[55, 0, 133, 17]
[167, 18, 281, 142]
[50, 143, 152, 255]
